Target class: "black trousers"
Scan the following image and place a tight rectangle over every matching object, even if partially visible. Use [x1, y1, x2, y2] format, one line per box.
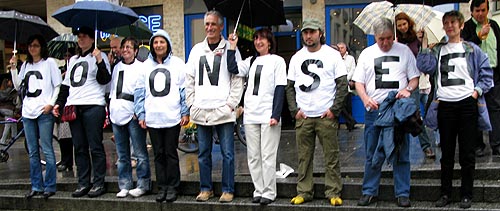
[340, 93, 356, 129]
[149, 125, 181, 192]
[476, 84, 500, 151]
[438, 97, 477, 199]
[58, 138, 73, 167]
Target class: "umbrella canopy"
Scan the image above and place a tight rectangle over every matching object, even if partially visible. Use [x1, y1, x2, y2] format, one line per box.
[203, 0, 286, 29]
[103, 20, 152, 40]
[425, 10, 445, 44]
[353, 1, 435, 35]
[48, 33, 78, 60]
[0, 10, 59, 53]
[52, 1, 138, 31]
[387, 0, 470, 6]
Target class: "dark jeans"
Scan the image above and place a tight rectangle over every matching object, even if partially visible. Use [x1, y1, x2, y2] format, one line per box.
[58, 138, 73, 168]
[69, 105, 106, 188]
[476, 85, 500, 151]
[148, 125, 181, 192]
[438, 97, 477, 199]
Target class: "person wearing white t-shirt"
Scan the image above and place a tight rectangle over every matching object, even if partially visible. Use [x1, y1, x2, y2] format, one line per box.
[9, 34, 62, 199]
[52, 26, 111, 198]
[185, 10, 244, 203]
[337, 42, 357, 131]
[418, 11, 494, 209]
[352, 18, 419, 208]
[229, 28, 287, 205]
[134, 29, 189, 203]
[109, 37, 151, 198]
[286, 18, 348, 206]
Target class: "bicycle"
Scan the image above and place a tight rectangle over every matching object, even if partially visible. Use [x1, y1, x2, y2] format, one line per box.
[0, 117, 60, 165]
[177, 115, 246, 153]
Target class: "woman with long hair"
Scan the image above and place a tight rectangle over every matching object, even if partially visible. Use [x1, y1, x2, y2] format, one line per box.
[9, 34, 62, 199]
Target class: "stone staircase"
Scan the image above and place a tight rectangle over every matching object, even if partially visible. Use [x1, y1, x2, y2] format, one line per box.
[1, 167, 500, 211]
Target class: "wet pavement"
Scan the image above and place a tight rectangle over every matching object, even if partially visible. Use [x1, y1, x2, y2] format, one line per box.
[1, 124, 499, 182]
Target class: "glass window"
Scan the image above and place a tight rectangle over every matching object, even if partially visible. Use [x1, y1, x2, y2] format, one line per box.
[328, 7, 368, 61]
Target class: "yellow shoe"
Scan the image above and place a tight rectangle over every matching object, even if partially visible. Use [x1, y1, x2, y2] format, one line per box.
[330, 197, 343, 206]
[290, 196, 305, 205]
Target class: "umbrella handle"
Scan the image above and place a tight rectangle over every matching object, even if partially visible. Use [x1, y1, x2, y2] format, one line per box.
[13, 23, 17, 56]
[233, 0, 246, 36]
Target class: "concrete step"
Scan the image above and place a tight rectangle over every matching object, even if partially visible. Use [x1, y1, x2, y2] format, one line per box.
[1, 175, 499, 203]
[1, 188, 500, 211]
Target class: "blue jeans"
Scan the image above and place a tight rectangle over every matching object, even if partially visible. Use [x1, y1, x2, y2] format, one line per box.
[362, 110, 410, 197]
[112, 119, 150, 191]
[410, 91, 432, 151]
[70, 105, 106, 188]
[197, 122, 235, 193]
[24, 113, 56, 192]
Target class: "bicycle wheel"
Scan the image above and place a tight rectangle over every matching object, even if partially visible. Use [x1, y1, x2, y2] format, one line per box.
[177, 127, 199, 153]
[24, 135, 62, 166]
[235, 115, 246, 147]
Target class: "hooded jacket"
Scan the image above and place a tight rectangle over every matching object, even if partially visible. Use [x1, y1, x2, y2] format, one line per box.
[134, 29, 189, 127]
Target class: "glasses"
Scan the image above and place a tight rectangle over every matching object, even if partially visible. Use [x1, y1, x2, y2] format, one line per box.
[28, 44, 41, 48]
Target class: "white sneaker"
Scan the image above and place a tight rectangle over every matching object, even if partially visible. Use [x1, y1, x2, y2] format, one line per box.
[116, 189, 129, 198]
[128, 188, 146, 197]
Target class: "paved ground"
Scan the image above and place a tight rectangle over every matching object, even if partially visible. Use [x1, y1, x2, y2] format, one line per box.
[1, 124, 499, 182]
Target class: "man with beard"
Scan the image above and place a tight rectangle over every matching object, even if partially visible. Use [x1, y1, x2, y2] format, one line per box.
[286, 18, 348, 206]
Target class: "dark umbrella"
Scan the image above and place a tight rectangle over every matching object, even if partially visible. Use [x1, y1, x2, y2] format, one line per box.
[203, 0, 286, 32]
[387, 0, 469, 6]
[0, 10, 58, 55]
[103, 20, 152, 40]
[52, 1, 138, 46]
[48, 33, 78, 60]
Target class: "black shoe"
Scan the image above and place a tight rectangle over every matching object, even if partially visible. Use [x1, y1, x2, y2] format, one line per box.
[87, 186, 106, 198]
[435, 195, 450, 207]
[57, 164, 73, 172]
[72, 186, 91, 197]
[156, 191, 167, 202]
[260, 197, 274, 205]
[475, 147, 485, 157]
[25, 190, 42, 199]
[252, 196, 261, 203]
[165, 191, 177, 202]
[492, 147, 500, 156]
[460, 197, 472, 209]
[43, 192, 55, 199]
[357, 195, 376, 206]
[396, 196, 411, 207]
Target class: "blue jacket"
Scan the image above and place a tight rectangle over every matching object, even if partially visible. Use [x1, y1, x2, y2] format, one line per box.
[416, 41, 494, 131]
[371, 91, 418, 168]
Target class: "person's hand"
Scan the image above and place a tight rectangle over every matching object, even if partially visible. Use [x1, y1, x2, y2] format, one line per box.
[321, 109, 334, 119]
[9, 55, 17, 69]
[228, 33, 238, 50]
[52, 104, 60, 117]
[42, 104, 53, 114]
[479, 24, 491, 39]
[93, 48, 102, 63]
[295, 109, 307, 120]
[107, 52, 114, 64]
[472, 90, 479, 99]
[180, 116, 189, 126]
[270, 118, 278, 126]
[364, 97, 379, 111]
[396, 89, 411, 99]
[139, 120, 147, 129]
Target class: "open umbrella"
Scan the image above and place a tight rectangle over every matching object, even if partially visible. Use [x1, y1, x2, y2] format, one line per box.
[353, 1, 435, 35]
[52, 1, 138, 46]
[203, 0, 286, 33]
[48, 33, 78, 60]
[103, 20, 152, 40]
[387, 0, 470, 6]
[0, 10, 59, 55]
[425, 10, 445, 44]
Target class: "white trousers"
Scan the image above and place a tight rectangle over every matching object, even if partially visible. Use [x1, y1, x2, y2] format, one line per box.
[245, 123, 281, 200]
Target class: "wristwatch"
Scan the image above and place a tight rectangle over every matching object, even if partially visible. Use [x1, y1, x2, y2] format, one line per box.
[406, 86, 413, 92]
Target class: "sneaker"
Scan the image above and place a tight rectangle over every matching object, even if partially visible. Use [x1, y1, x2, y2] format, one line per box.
[196, 191, 214, 202]
[116, 189, 128, 198]
[435, 195, 450, 207]
[396, 196, 411, 207]
[460, 197, 472, 209]
[87, 186, 106, 198]
[358, 194, 376, 206]
[128, 188, 146, 197]
[219, 192, 233, 203]
[290, 195, 306, 205]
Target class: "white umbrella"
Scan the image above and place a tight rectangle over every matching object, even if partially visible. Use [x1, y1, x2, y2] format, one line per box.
[425, 10, 445, 44]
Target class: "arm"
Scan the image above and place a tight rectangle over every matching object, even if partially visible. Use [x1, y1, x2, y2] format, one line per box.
[271, 85, 285, 122]
[226, 74, 244, 110]
[95, 51, 112, 84]
[461, 20, 482, 45]
[329, 75, 348, 118]
[474, 46, 494, 96]
[355, 82, 379, 111]
[416, 48, 438, 75]
[285, 79, 299, 117]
